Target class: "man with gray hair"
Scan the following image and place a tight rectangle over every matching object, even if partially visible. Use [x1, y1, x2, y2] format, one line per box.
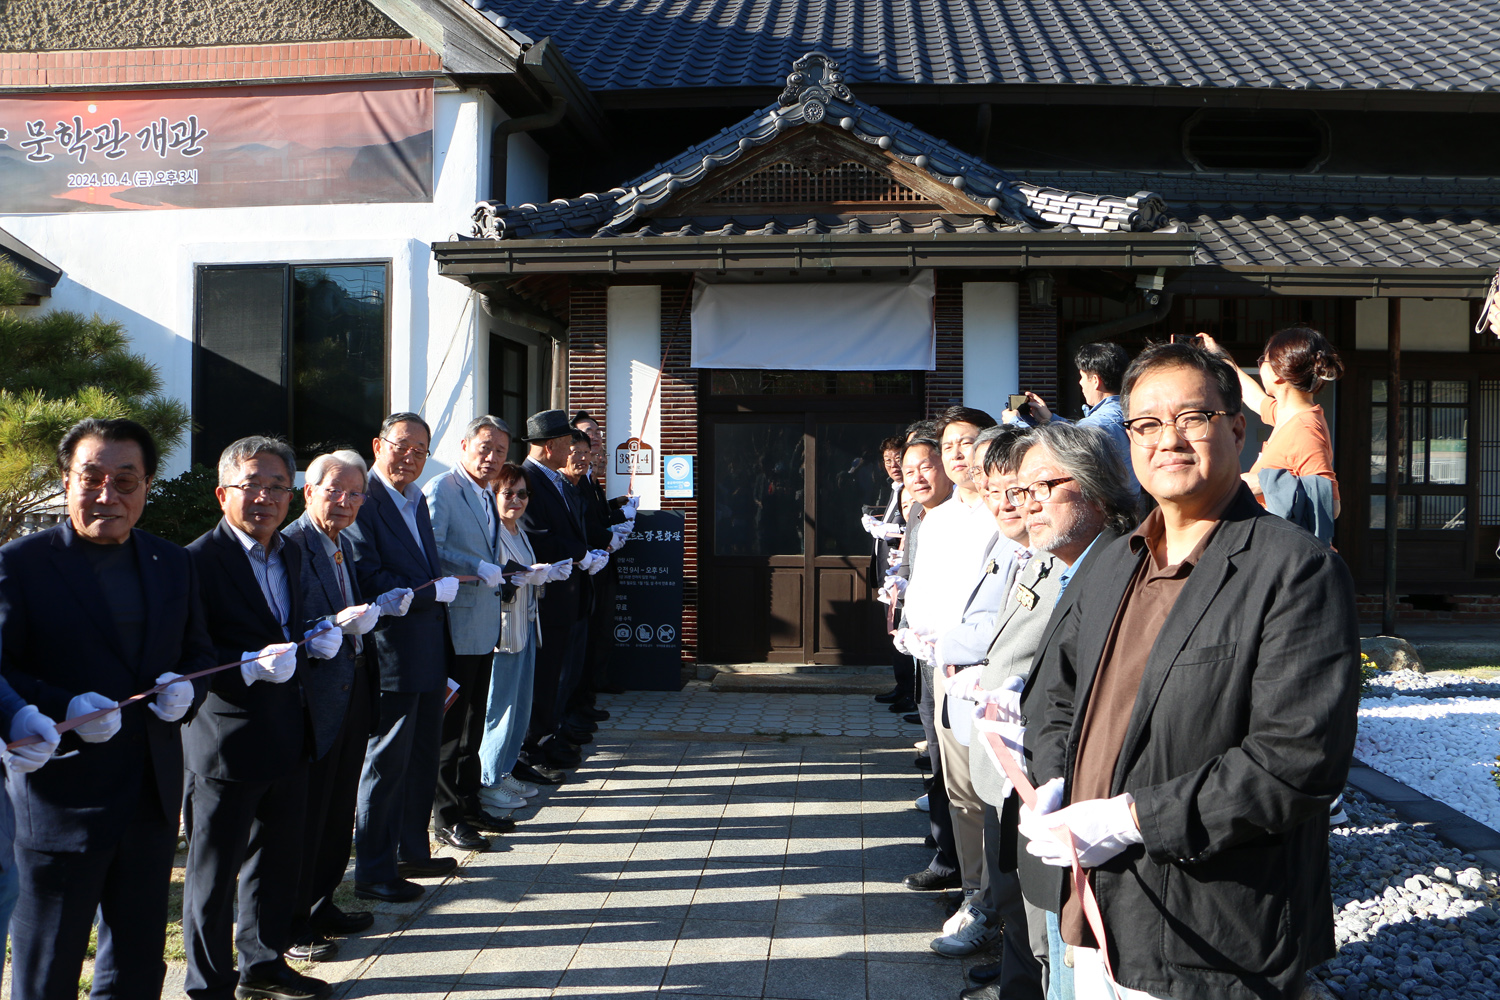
[282, 451, 410, 962]
[183, 436, 346, 1000]
[425, 415, 519, 847]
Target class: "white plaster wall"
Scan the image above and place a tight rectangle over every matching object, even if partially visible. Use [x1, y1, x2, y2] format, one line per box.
[605, 285, 663, 509]
[962, 282, 1020, 417]
[0, 86, 523, 485]
[1356, 297, 1470, 353]
[506, 131, 548, 207]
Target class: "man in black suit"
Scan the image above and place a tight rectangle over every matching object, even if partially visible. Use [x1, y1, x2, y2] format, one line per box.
[282, 450, 404, 963]
[564, 414, 625, 737]
[518, 409, 590, 770]
[183, 436, 345, 1000]
[1023, 343, 1360, 1000]
[0, 418, 212, 1000]
[344, 413, 465, 896]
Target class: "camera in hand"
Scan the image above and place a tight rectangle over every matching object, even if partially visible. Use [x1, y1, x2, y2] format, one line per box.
[1008, 393, 1032, 419]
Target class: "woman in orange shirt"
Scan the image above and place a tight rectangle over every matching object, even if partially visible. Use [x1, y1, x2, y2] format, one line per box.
[1201, 327, 1344, 518]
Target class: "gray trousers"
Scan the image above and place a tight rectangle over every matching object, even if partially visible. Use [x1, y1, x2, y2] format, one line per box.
[977, 803, 1046, 1000]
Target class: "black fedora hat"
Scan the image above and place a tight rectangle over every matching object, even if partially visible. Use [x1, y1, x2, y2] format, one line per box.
[523, 409, 575, 443]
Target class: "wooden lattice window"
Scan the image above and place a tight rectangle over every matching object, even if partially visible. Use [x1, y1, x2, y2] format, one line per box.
[709, 160, 929, 206]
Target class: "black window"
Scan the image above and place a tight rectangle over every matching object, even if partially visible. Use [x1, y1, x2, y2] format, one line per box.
[489, 335, 528, 463]
[1184, 110, 1329, 172]
[194, 263, 388, 467]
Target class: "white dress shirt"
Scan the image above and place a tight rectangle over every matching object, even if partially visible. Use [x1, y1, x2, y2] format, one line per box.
[902, 489, 999, 643]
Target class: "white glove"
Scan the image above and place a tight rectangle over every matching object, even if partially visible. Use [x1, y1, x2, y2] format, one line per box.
[545, 561, 574, 583]
[585, 549, 609, 575]
[147, 672, 195, 723]
[1021, 792, 1142, 869]
[304, 620, 343, 660]
[974, 674, 1026, 718]
[622, 496, 640, 516]
[608, 524, 631, 553]
[899, 628, 935, 663]
[240, 642, 298, 686]
[477, 560, 506, 588]
[335, 602, 380, 635]
[4, 705, 60, 773]
[943, 665, 986, 703]
[887, 549, 904, 569]
[65, 691, 122, 743]
[432, 576, 460, 603]
[861, 513, 882, 537]
[875, 522, 905, 541]
[376, 588, 414, 617]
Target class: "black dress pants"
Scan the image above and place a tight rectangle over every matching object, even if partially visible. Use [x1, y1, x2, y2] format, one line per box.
[918, 660, 959, 877]
[433, 651, 493, 829]
[182, 767, 308, 1000]
[525, 609, 578, 752]
[293, 666, 372, 936]
[9, 795, 176, 1000]
[892, 649, 916, 700]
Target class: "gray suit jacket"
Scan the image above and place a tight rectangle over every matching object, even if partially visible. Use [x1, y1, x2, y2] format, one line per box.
[969, 554, 1061, 807]
[424, 468, 504, 656]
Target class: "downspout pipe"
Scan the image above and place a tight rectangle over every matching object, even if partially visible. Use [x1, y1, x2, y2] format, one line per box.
[490, 96, 566, 203]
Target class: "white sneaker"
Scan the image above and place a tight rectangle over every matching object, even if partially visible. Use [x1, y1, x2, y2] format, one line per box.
[479, 785, 525, 810]
[502, 774, 539, 798]
[942, 899, 979, 936]
[916, 793, 930, 812]
[930, 909, 998, 957]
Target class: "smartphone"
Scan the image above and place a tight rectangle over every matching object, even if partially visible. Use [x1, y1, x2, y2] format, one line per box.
[1008, 393, 1032, 418]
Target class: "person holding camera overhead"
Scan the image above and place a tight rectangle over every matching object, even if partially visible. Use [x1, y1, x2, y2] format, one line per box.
[1002, 343, 1137, 494]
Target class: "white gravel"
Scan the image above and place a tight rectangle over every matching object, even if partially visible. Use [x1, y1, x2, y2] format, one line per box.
[1355, 683, 1500, 833]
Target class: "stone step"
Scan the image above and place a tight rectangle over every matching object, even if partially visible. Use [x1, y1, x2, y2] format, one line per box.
[709, 672, 893, 695]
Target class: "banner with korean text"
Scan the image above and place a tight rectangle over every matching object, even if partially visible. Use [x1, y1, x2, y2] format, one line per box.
[0, 79, 432, 213]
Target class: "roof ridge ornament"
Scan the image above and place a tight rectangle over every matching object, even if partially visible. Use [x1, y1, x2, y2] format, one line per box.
[778, 53, 853, 125]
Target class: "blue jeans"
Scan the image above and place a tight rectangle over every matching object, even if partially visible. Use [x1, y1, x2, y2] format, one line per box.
[1048, 910, 1075, 1000]
[480, 625, 536, 786]
[0, 858, 17, 994]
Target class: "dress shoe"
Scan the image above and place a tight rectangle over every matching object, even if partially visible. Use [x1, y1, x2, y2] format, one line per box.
[560, 727, 594, 745]
[397, 855, 459, 878]
[353, 879, 423, 903]
[432, 824, 489, 852]
[888, 696, 917, 713]
[541, 743, 582, 769]
[874, 687, 902, 703]
[966, 961, 1003, 985]
[463, 810, 517, 834]
[236, 962, 331, 1000]
[309, 904, 374, 935]
[960, 983, 1003, 999]
[285, 935, 338, 962]
[914, 753, 930, 770]
[903, 867, 961, 891]
[903, 713, 923, 725]
[514, 761, 566, 786]
[577, 706, 610, 722]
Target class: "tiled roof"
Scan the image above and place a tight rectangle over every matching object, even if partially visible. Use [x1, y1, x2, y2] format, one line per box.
[472, 55, 1170, 240]
[476, 0, 1500, 93]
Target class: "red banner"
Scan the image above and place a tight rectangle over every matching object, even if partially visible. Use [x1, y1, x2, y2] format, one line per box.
[0, 79, 433, 213]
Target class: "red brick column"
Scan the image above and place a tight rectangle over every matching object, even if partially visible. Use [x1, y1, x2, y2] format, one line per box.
[1019, 282, 1060, 405]
[926, 276, 964, 415]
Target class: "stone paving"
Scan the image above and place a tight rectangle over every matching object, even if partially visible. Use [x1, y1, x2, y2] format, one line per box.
[603, 682, 921, 739]
[288, 692, 982, 1000]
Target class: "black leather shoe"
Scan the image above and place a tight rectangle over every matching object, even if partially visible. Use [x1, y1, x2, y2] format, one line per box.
[353, 879, 423, 903]
[577, 706, 610, 722]
[463, 810, 517, 834]
[236, 962, 331, 1000]
[914, 753, 930, 770]
[397, 855, 460, 877]
[514, 762, 566, 786]
[542, 743, 582, 769]
[903, 867, 961, 891]
[903, 713, 923, 725]
[285, 935, 338, 962]
[874, 687, 901, 703]
[310, 904, 374, 935]
[560, 728, 594, 745]
[966, 961, 1003, 986]
[960, 984, 1003, 999]
[888, 697, 917, 713]
[431, 824, 489, 852]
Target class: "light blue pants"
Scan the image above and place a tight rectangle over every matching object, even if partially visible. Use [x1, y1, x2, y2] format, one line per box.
[1048, 910, 1076, 1000]
[480, 626, 536, 786]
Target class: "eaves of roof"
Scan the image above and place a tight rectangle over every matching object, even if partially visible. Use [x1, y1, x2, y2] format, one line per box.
[0, 226, 61, 300]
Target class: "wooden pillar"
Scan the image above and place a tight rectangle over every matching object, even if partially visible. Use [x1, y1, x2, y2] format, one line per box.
[1381, 298, 1402, 635]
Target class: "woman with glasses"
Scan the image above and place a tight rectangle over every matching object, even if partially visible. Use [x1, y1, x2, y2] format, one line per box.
[476, 464, 549, 812]
[1200, 328, 1343, 531]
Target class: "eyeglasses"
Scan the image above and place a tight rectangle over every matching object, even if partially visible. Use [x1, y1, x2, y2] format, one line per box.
[498, 489, 530, 500]
[1121, 410, 1231, 444]
[318, 487, 367, 504]
[380, 438, 430, 460]
[1005, 477, 1075, 506]
[226, 482, 296, 500]
[73, 468, 144, 494]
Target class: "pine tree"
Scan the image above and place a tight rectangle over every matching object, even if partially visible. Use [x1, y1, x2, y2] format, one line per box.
[0, 259, 190, 543]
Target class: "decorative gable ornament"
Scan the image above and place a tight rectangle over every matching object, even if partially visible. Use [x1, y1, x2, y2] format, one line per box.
[778, 53, 854, 125]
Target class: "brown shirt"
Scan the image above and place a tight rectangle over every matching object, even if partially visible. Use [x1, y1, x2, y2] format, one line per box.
[1060, 507, 1220, 946]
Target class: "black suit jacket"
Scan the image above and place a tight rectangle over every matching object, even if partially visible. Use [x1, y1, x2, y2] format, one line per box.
[1027, 488, 1359, 1000]
[282, 514, 372, 759]
[521, 458, 588, 623]
[343, 475, 449, 693]
[0, 521, 213, 850]
[184, 519, 313, 783]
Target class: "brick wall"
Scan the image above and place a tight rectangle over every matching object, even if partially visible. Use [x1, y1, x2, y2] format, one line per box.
[1019, 282, 1060, 405]
[0, 39, 441, 88]
[926, 276, 964, 414]
[1355, 594, 1500, 622]
[566, 286, 608, 453]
